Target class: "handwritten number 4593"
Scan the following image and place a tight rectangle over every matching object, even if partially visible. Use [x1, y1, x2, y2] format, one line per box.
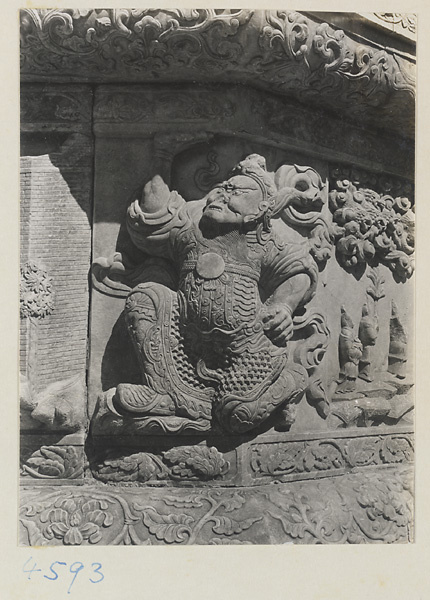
[23, 557, 104, 594]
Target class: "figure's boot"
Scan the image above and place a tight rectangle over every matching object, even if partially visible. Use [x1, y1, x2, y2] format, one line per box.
[113, 383, 176, 416]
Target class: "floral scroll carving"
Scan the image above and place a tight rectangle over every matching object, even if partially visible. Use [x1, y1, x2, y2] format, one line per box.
[21, 446, 84, 480]
[374, 13, 416, 34]
[92, 445, 230, 484]
[250, 434, 414, 479]
[20, 10, 415, 136]
[20, 466, 413, 545]
[266, 468, 413, 544]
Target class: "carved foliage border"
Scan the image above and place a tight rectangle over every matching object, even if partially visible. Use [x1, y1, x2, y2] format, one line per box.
[20, 466, 413, 545]
[250, 433, 414, 479]
[20, 10, 415, 135]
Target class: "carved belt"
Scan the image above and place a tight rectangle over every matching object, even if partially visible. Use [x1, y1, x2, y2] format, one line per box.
[181, 254, 260, 282]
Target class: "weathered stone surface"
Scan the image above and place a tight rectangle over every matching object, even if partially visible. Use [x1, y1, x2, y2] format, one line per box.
[20, 465, 413, 545]
[20, 10, 414, 138]
[20, 11, 415, 547]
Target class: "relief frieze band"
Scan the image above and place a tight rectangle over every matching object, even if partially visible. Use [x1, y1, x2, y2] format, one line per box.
[20, 85, 93, 132]
[20, 465, 413, 545]
[20, 9, 415, 138]
[91, 85, 414, 179]
[250, 432, 413, 481]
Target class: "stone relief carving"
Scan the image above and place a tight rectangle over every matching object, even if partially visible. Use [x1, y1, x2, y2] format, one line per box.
[250, 433, 413, 479]
[20, 466, 413, 545]
[249, 94, 414, 178]
[19, 9, 415, 550]
[92, 85, 414, 179]
[329, 169, 415, 281]
[337, 307, 363, 393]
[94, 91, 235, 123]
[21, 88, 92, 126]
[21, 446, 84, 480]
[373, 13, 416, 34]
[388, 301, 408, 379]
[328, 263, 413, 429]
[358, 269, 385, 383]
[20, 373, 86, 432]
[194, 151, 221, 192]
[92, 154, 331, 435]
[92, 445, 229, 484]
[20, 262, 54, 319]
[20, 10, 414, 136]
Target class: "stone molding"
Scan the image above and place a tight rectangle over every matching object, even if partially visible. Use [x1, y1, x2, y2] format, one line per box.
[372, 13, 416, 39]
[20, 9, 415, 138]
[20, 465, 413, 545]
[20, 85, 93, 133]
[87, 427, 413, 487]
[90, 84, 414, 179]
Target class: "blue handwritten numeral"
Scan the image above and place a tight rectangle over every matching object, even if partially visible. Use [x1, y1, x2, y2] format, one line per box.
[23, 557, 42, 580]
[44, 561, 67, 581]
[68, 562, 84, 594]
[90, 562, 105, 584]
[23, 558, 105, 592]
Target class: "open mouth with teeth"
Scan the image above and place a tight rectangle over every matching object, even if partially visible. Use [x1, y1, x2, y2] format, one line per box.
[283, 194, 324, 225]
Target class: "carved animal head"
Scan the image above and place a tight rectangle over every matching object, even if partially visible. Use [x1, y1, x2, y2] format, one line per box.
[273, 164, 325, 228]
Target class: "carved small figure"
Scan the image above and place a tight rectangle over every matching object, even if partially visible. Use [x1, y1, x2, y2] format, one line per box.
[108, 154, 329, 434]
[388, 301, 408, 379]
[358, 303, 379, 382]
[337, 307, 363, 393]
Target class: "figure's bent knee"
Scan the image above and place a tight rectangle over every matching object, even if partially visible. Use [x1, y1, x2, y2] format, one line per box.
[125, 282, 175, 323]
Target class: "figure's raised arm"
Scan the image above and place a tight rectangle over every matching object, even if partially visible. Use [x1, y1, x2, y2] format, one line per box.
[126, 175, 187, 258]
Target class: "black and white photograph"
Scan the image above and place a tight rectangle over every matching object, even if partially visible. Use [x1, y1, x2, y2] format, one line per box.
[17, 9, 416, 551]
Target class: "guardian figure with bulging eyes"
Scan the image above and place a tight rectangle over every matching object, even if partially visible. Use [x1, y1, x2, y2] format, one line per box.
[112, 154, 328, 433]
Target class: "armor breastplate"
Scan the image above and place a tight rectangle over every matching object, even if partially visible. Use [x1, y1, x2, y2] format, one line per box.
[179, 252, 261, 334]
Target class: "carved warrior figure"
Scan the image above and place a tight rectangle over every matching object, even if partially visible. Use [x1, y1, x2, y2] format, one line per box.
[111, 154, 329, 434]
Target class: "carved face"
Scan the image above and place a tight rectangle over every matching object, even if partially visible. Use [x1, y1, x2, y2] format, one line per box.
[201, 175, 264, 226]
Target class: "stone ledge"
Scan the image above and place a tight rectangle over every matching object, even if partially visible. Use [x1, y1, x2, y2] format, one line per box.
[19, 465, 413, 545]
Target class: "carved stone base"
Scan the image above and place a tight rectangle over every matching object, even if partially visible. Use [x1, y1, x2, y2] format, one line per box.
[86, 426, 413, 487]
[20, 465, 413, 545]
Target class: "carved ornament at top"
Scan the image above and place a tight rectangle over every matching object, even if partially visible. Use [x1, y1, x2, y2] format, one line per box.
[20, 9, 415, 137]
[374, 13, 416, 34]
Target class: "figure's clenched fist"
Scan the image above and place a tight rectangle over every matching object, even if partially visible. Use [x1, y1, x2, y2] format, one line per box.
[261, 303, 294, 347]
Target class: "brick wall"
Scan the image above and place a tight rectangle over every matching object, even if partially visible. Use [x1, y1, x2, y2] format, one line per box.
[20, 85, 93, 393]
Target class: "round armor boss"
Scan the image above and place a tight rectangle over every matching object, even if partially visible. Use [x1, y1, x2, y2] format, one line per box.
[195, 252, 225, 279]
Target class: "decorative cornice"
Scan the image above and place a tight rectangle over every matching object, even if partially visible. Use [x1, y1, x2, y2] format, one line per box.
[374, 13, 416, 35]
[20, 9, 415, 138]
